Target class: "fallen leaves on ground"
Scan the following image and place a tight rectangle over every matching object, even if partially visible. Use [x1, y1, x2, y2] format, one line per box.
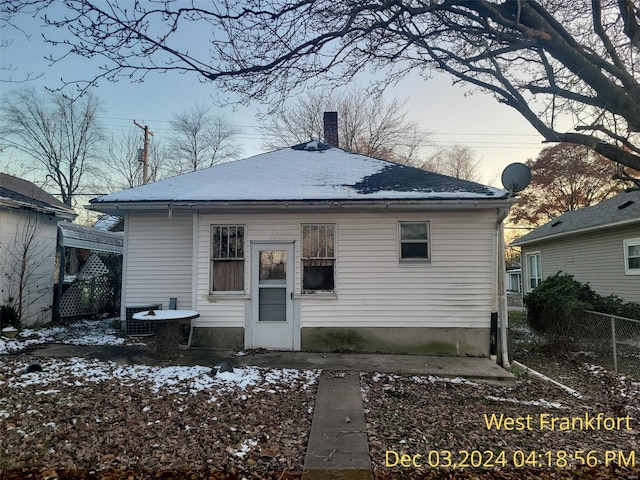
[0, 356, 318, 479]
[363, 353, 640, 480]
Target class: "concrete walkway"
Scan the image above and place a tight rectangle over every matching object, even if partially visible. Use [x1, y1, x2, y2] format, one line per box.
[303, 372, 372, 480]
[24, 346, 515, 383]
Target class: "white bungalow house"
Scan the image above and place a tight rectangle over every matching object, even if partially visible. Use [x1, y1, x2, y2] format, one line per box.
[89, 141, 513, 356]
[511, 190, 640, 302]
[0, 173, 76, 326]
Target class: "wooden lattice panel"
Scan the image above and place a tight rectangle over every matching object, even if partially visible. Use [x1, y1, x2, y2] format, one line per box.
[59, 253, 120, 318]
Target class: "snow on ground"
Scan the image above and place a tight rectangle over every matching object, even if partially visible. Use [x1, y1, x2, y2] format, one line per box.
[0, 357, 319, 400]
[369, 372, 479, 386]
[0, 317, 137, 354]
[0, 317, 320, 397]
[484, 395, 565, 409]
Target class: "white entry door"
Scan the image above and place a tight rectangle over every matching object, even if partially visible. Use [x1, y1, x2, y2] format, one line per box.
[250, 242, 294, 350]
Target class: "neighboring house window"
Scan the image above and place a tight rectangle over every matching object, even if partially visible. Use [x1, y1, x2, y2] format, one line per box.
[399, 222, 430, 261]
[211, 225, 245, 292]
[624, 238, 640, 275]
[526, 252, 542, 290]
[302, 224, 335, 292]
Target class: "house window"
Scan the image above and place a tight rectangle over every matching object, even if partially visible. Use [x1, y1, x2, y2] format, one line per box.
[526, 252, 542, 290]
[624, 238, 640, 275]
[302, 224, 335, 292]
[399, 222, 430, 261]
[211, 225, 245, 292]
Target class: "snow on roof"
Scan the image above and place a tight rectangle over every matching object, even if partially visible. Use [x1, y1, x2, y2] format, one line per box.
[92, 214, 123, 231]
[58, 222, 123, 253]
[91, 145, 507, 206]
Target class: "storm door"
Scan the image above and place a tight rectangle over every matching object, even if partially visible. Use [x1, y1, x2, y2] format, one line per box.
[249, 242, 294, 349]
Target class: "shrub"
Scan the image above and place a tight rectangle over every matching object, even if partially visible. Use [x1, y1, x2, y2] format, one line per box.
[0, 304, 20, 330]
[524, 273, 597, 338]
[524, 273, 640, 341]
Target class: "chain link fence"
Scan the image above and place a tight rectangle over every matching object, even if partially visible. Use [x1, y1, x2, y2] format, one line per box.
[574, 310, 640, 377]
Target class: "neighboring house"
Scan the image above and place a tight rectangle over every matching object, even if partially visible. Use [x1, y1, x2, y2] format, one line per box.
[506, 267, 522, 294]
[511, 190, 640, 302]
[89, 141, 513, 356]
[0, 173, 76, 326]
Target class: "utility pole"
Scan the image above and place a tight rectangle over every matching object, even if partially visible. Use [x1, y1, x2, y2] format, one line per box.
[134, 120, 154, 184]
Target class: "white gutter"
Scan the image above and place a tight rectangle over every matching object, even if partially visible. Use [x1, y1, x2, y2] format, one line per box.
[87, 198, 513, 214]
[0, 197, 76, 220]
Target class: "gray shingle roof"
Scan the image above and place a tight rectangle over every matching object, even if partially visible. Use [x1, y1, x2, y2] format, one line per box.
[90, 145, 507, 208]
[0, 173, 76, 219]
[58, 222, 123, 253]
[511, 190, 640, 246]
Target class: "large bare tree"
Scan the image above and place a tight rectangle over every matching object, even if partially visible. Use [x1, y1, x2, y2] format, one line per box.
[424, 145, 483, 182]
[0, 86, 103, 207]
[167, 104, 242, 175]
[97, 129, 168, 190]
[5, 1, 640, 173]
[260, 88, 428, 163]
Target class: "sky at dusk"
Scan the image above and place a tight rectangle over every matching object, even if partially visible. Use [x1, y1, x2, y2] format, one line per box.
[1, 4, 548, 188]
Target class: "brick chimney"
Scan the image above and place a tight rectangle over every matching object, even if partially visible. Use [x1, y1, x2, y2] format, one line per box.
[323, 112, 339, 148]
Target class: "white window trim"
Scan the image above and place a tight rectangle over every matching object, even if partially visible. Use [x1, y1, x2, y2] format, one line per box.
[525, 251, 542, 292]
[398, 221, 431, 263]
[623, 237, 640, 275]
[210, 224, 246, 294]
[301, 223, 337, 294]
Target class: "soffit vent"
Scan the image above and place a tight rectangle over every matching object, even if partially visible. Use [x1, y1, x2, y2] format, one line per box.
[551, 220, 562, 227]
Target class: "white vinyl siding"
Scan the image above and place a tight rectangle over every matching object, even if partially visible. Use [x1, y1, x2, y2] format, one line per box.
[123, 211, 193, 311]
[624, 237, 640, 275]
[521, 225, 640, 302]
[0, 209, 58, 326]
[194, 210, 496, 329]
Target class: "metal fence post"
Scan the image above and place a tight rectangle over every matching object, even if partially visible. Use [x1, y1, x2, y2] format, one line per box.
[611, 315, 618, 372]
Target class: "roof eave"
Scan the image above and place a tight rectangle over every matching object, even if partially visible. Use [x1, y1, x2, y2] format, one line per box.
[0, 197, 77, 220]
[88, 197, 514, 214]
[511, 217, 640, 247]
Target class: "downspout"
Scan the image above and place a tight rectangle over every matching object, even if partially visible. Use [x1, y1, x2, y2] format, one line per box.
[496, 207, 511, 367]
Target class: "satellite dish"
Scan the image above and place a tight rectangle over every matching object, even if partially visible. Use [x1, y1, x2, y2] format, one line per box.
[501, 163, 531, 194]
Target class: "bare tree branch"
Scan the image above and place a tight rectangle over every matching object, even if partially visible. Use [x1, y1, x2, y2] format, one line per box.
[0, 86, 103, 207]
[259, 86, 430, 164]
[167, 104, 242, 175]
[4, 0, 640, 170]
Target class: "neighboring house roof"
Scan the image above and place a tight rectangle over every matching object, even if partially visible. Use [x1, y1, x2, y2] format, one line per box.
[512, 190, 640, 247]
[90, 143, 508, 212]
[92, 214, 124, 231]
[58, 222, 123, 253]
[0, 173, 76, 220]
